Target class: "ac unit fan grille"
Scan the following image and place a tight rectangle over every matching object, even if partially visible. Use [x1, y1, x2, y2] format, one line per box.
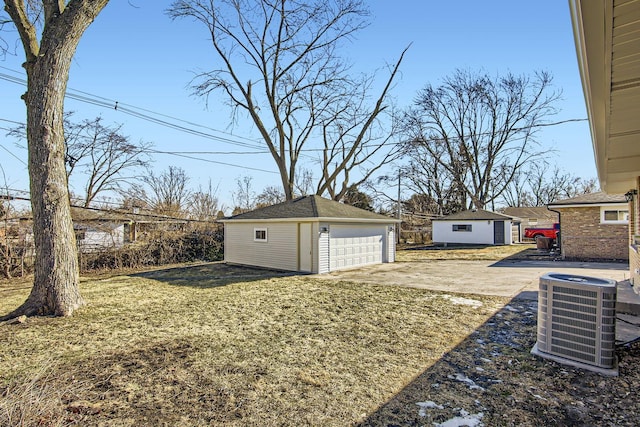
[535, 273, 617, 371]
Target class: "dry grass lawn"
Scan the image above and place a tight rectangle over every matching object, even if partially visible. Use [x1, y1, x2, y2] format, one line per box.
[397, 243, 537, 262]
[0, 263, 509, 426]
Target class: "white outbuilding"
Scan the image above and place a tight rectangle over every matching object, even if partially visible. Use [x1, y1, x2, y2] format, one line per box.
[432, 209, 514, 246]
[220, 195, 399, 273]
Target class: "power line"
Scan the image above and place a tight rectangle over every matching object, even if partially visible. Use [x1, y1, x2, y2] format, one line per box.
[149, 149, 279, 174]
[0, 67, 265, 150]
[0, 143, 26, 166]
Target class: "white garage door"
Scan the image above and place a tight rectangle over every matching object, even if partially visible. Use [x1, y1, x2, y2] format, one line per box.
[329, 225, 384, 271]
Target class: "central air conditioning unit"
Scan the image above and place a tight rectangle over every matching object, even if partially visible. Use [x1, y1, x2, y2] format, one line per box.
[532, 272, 618, 376]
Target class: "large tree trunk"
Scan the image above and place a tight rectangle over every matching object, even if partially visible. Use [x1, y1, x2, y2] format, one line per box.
[1, 0, 109, 320]
[20, 55, 83, 317]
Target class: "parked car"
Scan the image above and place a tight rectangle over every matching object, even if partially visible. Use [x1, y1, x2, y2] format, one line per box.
[524, 223, 560, 241]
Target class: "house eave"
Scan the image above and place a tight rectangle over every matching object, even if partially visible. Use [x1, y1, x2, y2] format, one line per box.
[569, 0, 640, 193]
[219, 217, 401, 224]
[548, 202, 628, 209]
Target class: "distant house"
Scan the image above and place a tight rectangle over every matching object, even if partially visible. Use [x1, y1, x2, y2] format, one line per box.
[503, 206, 559, 242]
[74, 221, 127, 253]
[432, 209, 514, 246]
[548, 192, 629, 261]
[220, 195, 399, 273]
[71, 207, 189, 253]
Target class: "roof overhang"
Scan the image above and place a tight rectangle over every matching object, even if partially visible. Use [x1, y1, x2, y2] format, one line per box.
[548, 201, 628, 209]
[569, 0, 640, 193]
[219, 217, 401, 224]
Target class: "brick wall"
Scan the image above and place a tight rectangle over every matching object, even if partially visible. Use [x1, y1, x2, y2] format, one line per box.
[556, 206, 629, 261]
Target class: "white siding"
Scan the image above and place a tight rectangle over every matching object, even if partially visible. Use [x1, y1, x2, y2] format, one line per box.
[77, 223, 124, 253]
[433, 220, 496, 245]
[386, 228, 395, 262]
[318, 222, 330, 274]
[224, 222, 298, 271]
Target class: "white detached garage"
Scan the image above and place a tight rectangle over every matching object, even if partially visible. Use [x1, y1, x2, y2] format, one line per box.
[432, 209, 514, 246]
[220, 195, 399, 273]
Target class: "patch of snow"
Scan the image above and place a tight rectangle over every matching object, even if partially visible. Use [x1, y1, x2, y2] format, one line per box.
[434, 409, 485, 427]
[504, 305, 519, 312]
[475, 367, 485, 372]
[480, 358, 492, 363]
[447, 373, 485, 391]
[417, 401, 444, 416]
[440, 295, 483, 308]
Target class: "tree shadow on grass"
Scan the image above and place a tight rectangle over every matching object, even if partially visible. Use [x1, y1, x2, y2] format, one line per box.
[130, 262, 296, 288]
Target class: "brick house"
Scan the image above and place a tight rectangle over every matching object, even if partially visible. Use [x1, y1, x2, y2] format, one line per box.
[547, 192, 628, 261]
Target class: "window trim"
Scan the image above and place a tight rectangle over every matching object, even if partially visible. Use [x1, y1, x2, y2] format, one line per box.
[452, 224, 472, 232]
[254, 227, 268, 242]
[600, 207, 629, 224]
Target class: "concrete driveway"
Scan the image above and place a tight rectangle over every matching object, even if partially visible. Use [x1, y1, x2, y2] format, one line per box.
[320, 259, 630, 299]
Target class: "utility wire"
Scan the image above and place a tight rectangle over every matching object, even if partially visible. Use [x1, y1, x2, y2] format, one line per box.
[0, 68, 265, 150]
[0, 143, 26, 166]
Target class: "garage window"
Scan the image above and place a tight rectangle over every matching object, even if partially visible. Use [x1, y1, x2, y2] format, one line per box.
[254, 228, 268, 242]
[452, 224, 472, 232]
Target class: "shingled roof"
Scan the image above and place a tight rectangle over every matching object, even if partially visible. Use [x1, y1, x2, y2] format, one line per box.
[436, 209, 514, 221]
[223, 195, 397, 222]
[548, 191, 626, 206]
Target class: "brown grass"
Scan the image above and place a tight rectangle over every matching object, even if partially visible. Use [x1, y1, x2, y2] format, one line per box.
[397, 243, 536, 262]
[0, 262, 509, 426]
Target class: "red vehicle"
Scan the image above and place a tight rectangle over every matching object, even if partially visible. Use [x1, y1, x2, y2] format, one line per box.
[524, 223, 560, 241]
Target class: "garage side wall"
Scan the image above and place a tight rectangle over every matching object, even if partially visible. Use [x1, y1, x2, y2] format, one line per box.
[224, 222, 299, 271]
[432, 220, 495, 245]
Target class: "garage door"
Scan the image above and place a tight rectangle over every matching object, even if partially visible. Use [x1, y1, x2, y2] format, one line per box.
[329, 225, 384, 271]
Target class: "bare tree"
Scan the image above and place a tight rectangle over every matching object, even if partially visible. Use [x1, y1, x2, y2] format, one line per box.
[499, 168, 534, 208]
[255, 185, 285, 208]
[231, 175, 256, 214]
[168, 0, 407, 201]
[401, 69, 560, 210]
[126, 166, 192, 217]
[9, 114, 152, 208]
[400, 140, 465, 216]
[1, 0, 110, 320]
[64, 116, 151, 207]
[190, 180, 222, 221]
[341, 185, 373, 211]
[0, 167, 12, 279]
[501, 163, 597, 207]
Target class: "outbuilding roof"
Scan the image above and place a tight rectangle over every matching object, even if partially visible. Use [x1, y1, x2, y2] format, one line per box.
[548, 192, 626, 207]
[502, 206, 558, 221]
[435, 209, 514, 221]
[222, 195, 398, 222]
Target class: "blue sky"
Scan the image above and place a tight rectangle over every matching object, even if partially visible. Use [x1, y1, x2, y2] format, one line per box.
[0, 1, 593, 212]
